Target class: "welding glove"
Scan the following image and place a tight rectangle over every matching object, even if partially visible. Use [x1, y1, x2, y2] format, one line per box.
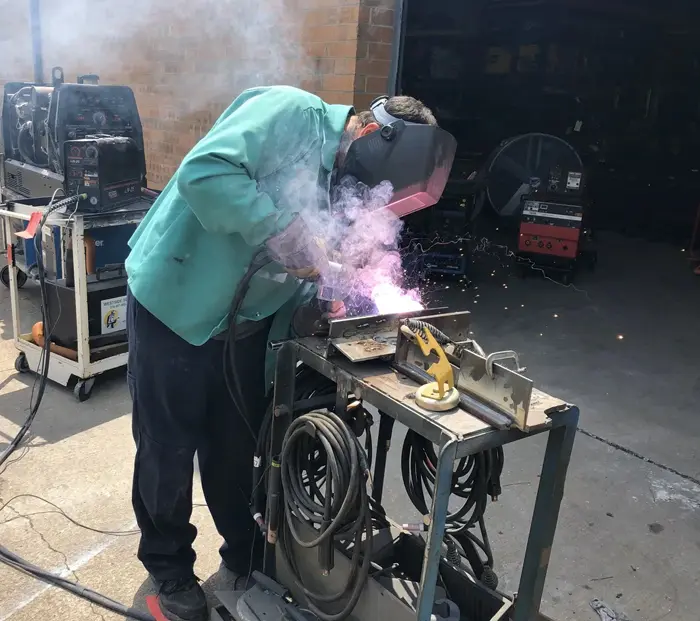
[265, 215, 329, 280]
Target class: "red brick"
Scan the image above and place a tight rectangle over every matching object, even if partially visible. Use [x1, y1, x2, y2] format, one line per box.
[326, 40, 359, 58]
[303, 41, 327, 57]
[370, 7, 394, 26]
[356, 58, 391, 77]
[323, 73, 356, 92]
[334, 57, 357, 75]
[367, 42, 393, 60]
[365, 75, 388, 93]
[359, 23, 394, 44]
[353, 92, 376, 111]
[316, 90, 355, 104]
[339, 6, 360, 23]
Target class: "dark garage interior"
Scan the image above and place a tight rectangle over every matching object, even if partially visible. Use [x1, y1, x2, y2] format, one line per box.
[398, 0, 700, 259]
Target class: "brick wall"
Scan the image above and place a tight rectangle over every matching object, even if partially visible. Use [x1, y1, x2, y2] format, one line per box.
[355, 0, 397, 110]
[2, 0, 397, 188]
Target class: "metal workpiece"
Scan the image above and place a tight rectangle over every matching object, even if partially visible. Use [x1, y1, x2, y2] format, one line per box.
[265, 333, 578, 621]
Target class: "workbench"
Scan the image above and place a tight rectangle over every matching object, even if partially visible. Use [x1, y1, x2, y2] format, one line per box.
[269, 336, 579, 621]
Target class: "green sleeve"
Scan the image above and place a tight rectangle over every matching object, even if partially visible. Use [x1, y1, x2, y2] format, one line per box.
[176, 89, 311, 246]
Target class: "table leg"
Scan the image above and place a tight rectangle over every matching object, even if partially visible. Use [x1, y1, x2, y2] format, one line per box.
[416, 439, 458, 621]
[513, 408, 579, 621]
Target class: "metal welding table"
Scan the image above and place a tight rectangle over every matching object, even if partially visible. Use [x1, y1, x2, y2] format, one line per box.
[271, 337, 579, 621]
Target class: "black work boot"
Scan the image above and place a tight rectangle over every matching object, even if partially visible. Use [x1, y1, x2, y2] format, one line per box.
[156, 576, 208, 621]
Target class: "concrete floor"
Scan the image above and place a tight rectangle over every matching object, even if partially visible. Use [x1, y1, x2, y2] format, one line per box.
[0, 231, 699, 621]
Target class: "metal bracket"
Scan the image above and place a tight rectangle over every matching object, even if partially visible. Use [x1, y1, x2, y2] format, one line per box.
[485, 350, 526, 379]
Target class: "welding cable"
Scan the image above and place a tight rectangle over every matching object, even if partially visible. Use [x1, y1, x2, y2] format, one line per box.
[0, 545, 154, 620]
[222, 249, 273, 441]
[279, 410, 373, 621]
[250, 367, 337, 524]
[0, 194, 84, 469]
[400, 431, 503, 579]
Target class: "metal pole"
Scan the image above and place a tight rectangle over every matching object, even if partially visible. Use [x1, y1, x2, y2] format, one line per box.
[388, 0, 407, 96]
[513, 408, 579, 621]
[29, 0, 45, 85]
[416, 438, 458, 621]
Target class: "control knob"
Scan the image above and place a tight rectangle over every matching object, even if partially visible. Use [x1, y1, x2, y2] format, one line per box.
[93, 112, 107, 126]
[85, 146, 98, 159]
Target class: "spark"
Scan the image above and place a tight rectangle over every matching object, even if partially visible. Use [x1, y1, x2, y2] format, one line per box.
[521, 304, 525, 308]
[616, 334, 624, 340]
[539, 333, 543, 337]
[553, 314, 559, 318]
[504, 307, 509, 310]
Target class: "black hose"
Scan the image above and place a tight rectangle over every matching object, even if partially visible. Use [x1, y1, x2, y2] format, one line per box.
[222, 249, 272, 441]
[279, 410, 373, 621]
[0, 545, 153, 620]
[400, 430, 503, 578]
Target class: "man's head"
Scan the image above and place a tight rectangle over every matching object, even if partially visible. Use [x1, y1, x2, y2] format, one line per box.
[336, 95, 437, 166]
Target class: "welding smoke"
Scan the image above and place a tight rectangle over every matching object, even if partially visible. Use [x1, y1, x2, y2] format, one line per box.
[1, 0, 313, 115]
[296, 177, 424, 314]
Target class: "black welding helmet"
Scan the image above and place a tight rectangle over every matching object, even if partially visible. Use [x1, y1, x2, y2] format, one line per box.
[335, 96, 458, 217]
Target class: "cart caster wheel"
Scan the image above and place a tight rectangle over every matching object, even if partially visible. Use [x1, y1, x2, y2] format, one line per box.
[74, 378, 96, 402]
[14, 352, 29, 374]
[1, 265, 27, 288]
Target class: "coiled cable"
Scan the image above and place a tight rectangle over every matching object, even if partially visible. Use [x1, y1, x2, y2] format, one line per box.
[401, 431, 503, 581]
[279, 410, 373, 621]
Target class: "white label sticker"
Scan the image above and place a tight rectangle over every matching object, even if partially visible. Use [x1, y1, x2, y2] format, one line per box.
[100, 295, 127, 335]
[574, 120, 583, 132]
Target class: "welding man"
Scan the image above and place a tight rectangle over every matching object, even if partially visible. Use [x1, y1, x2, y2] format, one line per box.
[125, 85, 445, 621]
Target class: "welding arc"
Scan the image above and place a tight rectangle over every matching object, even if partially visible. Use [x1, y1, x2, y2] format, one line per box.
[401, 431, 503, 579]
[0, 544, 153, 620]
[280, 410, 373, 621]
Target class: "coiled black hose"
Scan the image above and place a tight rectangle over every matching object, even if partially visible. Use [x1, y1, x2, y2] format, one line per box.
[280, 410, 373, 621]
[401, 431, 503, 580]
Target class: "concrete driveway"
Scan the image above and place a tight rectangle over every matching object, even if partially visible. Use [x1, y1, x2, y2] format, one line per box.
[0, 232, 698, 621]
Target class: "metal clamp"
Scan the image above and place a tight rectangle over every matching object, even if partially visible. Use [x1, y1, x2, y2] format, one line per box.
[485, 350, 526, 379]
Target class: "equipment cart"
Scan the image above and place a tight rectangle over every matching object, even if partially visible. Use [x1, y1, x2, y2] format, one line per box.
[0, 198, 151, 401]
[208, 310, 579, 621]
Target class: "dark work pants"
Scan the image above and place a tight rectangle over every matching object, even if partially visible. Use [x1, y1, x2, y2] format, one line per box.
[127, 288, 267, 582]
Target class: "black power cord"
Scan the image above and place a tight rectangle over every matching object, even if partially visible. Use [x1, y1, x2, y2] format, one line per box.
[0, 194, 157, 620]
[279, 410, 374, 621]
[0, 193, 83, 469]
[0, 544, 153, 620]
[401, 430, 504, 583]
[222, 248, 272, 441]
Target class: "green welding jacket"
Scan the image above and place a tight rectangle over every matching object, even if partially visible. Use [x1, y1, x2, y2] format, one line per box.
[126, 86, 353, 386]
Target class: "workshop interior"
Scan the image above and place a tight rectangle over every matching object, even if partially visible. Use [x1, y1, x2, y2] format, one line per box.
[0, 0, 699, 621]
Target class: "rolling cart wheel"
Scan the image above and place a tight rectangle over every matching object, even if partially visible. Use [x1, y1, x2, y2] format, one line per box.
[1, 265, 28, 289]
[14, 352, 30, 374]
[74, 378, 96, 403]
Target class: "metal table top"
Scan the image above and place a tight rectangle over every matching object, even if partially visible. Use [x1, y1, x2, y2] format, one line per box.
[293, 337, 576, 459]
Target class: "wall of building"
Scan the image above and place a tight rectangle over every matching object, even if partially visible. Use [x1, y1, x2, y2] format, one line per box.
[2, 0, 397, 188]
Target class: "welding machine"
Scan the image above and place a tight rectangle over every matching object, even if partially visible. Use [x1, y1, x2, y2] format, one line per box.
[516, 166, 588, 282]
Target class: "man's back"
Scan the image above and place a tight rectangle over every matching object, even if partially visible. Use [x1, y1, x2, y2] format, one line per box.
[126, 86, 353, 345]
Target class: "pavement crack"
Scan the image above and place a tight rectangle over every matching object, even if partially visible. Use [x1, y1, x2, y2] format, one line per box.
[578, 427, 700, 486]
[8, 505, 79, 582]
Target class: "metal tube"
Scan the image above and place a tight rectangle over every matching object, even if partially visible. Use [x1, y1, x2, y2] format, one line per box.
[372, 413, 395, 505]
[416, 438, 458, 621]
[513, 407, 579, 621]
[29, 0, 45, 85]
[264, 342, 298, 578]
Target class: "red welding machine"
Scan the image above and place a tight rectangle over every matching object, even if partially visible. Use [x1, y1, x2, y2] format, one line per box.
[518, 198, 583, 260]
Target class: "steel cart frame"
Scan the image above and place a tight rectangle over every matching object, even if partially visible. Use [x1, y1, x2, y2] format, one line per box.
[0, 200, 149, 400]
[264, 338, 578, 621]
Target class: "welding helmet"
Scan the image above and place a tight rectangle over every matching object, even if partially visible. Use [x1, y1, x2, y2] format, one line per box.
[335, 96, 457, 218]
